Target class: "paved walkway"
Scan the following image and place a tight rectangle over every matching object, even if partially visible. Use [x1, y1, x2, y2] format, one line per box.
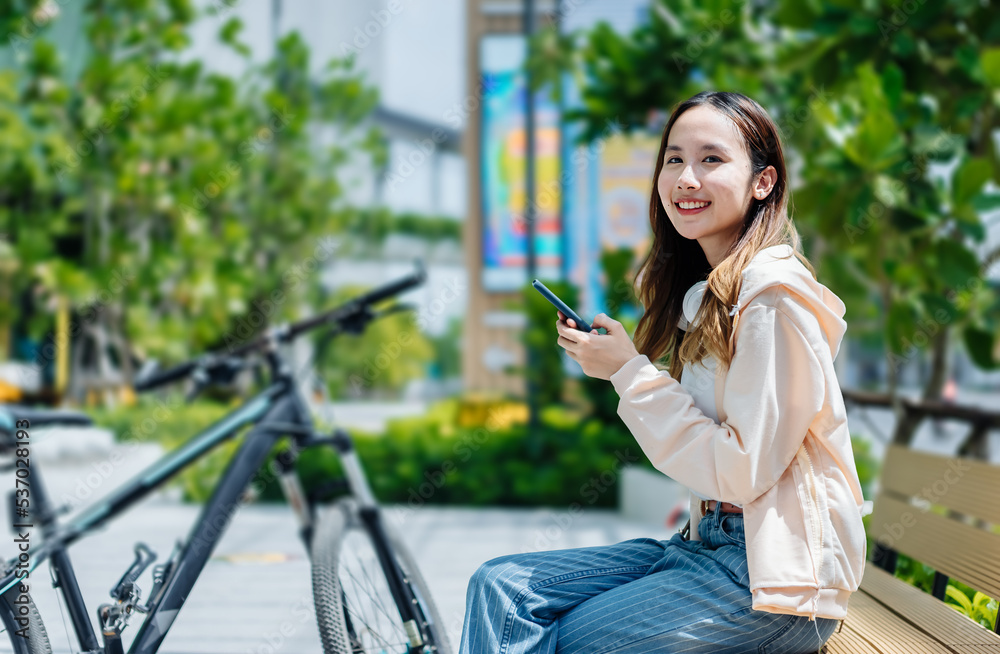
[1, 427, 675, 653]
[6, 504, 674, 654]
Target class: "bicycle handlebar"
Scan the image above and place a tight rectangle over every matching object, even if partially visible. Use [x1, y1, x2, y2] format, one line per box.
[133, 360, 200, 392]
[133, 260, 426, 392]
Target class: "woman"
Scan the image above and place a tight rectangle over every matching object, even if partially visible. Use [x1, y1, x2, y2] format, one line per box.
[458, 91, 867, 653]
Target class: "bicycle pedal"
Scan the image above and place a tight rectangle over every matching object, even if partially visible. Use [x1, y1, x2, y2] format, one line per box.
[110, 542, 157, 602]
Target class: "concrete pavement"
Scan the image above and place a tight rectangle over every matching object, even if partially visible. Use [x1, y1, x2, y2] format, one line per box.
[2, 503, 675, 654]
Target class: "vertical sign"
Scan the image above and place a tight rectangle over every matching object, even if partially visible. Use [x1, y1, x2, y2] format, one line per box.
[480, 35, 562, 291]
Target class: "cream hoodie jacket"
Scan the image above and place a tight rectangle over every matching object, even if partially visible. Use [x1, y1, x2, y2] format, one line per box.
[608, 244, 867, 621]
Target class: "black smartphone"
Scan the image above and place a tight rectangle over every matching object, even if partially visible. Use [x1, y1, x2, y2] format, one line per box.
[532, 279, 592, 332]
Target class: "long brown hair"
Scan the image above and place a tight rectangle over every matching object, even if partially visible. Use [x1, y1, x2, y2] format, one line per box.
[632, 91, 815, 378]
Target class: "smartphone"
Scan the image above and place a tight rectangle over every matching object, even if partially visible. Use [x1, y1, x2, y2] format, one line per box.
[532, 279, 592, 333]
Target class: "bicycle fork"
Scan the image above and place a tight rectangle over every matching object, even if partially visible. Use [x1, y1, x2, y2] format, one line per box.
[355, 505, 428, 653]
[274, 448, 313, 550]
[310, 428, 431, 652]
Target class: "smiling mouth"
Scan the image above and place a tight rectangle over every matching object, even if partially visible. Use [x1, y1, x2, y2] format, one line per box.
[675, 201, 711, 214]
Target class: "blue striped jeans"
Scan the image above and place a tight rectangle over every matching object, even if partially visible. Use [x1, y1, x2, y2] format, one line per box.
[459, 505, 840, 653]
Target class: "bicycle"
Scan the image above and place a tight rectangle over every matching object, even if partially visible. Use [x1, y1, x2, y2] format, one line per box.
[0, 262, 452, 654]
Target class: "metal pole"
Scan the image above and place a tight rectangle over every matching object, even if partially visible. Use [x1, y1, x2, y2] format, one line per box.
[524, 0, 539, 452]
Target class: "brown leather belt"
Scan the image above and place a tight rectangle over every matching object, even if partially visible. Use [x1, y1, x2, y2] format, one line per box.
[701, 499, 743, 514]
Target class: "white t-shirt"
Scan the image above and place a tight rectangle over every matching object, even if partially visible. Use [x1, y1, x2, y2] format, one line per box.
[678, 280, 743, 509]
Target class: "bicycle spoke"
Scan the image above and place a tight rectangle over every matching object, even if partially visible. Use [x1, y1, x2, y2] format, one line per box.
[338, 530, 414, 652]
[342, 547, 402, 634]
[341, 571, 405, 648]
[313, 501, 445, 654]
[342, 603, 402, 651]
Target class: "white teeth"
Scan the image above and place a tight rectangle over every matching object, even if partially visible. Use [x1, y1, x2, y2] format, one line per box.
[678, 201, 710, 209]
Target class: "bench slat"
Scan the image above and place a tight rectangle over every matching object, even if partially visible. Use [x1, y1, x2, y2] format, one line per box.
[860, 565, 1000, 646]
[838, 591, 956, 653]
[823, 617, 887, 654]
[822, 623, 883, 653]
[869, 495, 1000, 600]
[880, 444, 1000, 524]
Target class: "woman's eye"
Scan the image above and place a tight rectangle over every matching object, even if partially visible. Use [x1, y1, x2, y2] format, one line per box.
[666, 156, 721, 164]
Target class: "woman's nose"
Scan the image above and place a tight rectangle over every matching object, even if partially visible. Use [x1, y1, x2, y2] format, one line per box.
[677, 166, 699, 188]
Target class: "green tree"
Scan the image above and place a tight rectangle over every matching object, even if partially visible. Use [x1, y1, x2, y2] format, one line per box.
[0, 0, 381, 400]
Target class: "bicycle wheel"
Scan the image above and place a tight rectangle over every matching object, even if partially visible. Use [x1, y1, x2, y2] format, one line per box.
[0, 585, 52, 654]
[311, 498, 452, 654]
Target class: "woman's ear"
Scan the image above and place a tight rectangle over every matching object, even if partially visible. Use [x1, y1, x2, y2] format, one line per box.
[754, 165, 777, 200]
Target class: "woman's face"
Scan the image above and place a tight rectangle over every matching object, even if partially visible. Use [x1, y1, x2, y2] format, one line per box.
[656, 105, 774, 267]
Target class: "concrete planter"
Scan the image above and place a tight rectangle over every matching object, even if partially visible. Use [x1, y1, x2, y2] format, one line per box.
[618, 465, 690, 530]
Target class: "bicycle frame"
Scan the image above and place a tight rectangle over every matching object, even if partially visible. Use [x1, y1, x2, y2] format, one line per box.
[0, 378, 320, 654]
[0, 266, 432, 654]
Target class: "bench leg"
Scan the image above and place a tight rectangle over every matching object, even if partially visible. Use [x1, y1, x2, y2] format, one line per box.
[931, 572, 948, 601]
[871, 542, 897, 574]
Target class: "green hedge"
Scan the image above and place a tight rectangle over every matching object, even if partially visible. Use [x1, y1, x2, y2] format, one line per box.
[87, 397, 641, 509]
[89, 398, 881, 515]
[282, 400, 641, 510]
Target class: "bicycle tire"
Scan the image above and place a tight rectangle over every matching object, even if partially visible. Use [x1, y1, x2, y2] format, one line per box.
[0, 584, 52, 654]
[311, 498, 452, 654]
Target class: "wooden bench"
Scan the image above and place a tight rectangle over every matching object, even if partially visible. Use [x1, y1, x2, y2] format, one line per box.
[824, 444, 1000, 653]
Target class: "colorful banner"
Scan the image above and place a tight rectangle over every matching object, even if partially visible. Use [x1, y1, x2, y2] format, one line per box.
[599, 134, 658, 256]
[480, 36, 562, 292]
[564, 131, 659, 322]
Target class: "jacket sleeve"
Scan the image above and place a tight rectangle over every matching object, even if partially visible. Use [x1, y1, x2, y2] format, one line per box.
[609, 302, 826, 506]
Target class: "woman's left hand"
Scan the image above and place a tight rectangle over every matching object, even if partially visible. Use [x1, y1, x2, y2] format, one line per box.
[556, 311, 641, 381]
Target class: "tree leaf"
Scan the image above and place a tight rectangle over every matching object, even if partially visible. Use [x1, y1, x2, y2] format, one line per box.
[945, 585, 974, 615]
[981, 46, 1000, 88]
[934, 239, 980, 288]
[953, 157, 991, 206]
[963, 326, 998, 370]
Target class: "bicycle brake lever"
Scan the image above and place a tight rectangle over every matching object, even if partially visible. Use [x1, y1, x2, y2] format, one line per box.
[184, 366, 210, 404]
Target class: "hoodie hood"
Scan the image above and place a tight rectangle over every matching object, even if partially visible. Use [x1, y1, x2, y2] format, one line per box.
[679, 244, 847, 361]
